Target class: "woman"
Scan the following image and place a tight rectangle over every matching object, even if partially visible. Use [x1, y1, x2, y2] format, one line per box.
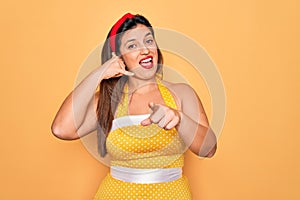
[51, 13, 217, 199]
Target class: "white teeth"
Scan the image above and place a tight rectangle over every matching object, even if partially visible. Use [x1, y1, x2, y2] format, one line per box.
[141, 57, 152, 63]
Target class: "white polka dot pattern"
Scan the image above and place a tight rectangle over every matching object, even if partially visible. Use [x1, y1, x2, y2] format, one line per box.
[94, 79, 192, 199]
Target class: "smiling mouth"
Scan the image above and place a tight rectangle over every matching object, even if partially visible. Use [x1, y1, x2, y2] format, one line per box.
[139, 56, 153, 69]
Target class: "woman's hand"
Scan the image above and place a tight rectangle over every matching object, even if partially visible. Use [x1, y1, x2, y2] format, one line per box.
[101, 52, 134, 80]
[51, 52, 134, 140]
[141, 102, 181, 130]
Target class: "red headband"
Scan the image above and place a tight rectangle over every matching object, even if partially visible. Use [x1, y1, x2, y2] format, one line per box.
[110, 13, 135, 52]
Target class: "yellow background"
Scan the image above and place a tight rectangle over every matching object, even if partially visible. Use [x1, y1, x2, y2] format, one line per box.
[1, 0, 299, 199]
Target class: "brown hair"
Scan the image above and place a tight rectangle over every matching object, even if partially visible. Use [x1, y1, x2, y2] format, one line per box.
[96, 14, 164, 157]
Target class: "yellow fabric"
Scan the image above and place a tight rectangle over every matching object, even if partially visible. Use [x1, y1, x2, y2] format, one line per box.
[94, 79, 192, 199]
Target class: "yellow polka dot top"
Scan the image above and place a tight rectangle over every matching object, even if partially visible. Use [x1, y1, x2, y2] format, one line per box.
[106, 79, 186, 169]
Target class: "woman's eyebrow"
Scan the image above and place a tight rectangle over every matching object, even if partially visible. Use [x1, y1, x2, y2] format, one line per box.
[144, 32, 152, 37]
[124, 38, 136, 45]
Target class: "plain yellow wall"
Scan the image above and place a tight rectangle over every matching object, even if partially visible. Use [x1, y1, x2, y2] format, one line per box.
[1, 0, 299, 199]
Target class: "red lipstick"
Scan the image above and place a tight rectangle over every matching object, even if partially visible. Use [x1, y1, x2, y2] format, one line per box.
[139, 56, 153, 69]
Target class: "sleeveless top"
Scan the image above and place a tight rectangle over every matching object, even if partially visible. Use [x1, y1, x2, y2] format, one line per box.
[94, 80, 193, 200]
[106, 79, 186, 169]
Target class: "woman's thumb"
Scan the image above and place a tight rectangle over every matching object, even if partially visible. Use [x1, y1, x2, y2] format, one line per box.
[141, 117, 152, 126]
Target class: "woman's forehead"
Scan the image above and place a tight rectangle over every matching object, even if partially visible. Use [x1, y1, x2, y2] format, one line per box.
[121, 24, 153, 41]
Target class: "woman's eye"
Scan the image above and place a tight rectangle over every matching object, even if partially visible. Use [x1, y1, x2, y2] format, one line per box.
[127, 44, 137, 49]
[146, 39, 154, 44]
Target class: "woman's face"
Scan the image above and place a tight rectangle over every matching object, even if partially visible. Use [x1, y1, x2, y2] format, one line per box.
[119, 24, 158, 79]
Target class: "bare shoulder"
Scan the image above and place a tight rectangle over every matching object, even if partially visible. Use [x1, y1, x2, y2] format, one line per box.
[161, 80, 197, 110]
[161, 80, 196, 98]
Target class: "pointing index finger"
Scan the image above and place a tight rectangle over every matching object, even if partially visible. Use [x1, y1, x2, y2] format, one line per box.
[148, 102, 158, 111]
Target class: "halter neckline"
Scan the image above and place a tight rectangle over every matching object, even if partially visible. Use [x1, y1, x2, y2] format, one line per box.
[116, 78, 177, 118]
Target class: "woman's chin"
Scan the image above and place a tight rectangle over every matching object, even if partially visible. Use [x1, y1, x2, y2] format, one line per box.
[129, 65, 157, 79]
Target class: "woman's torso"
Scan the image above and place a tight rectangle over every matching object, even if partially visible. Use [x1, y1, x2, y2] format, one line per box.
[93, 79, 193, 200]
[106, 79, 187, 168]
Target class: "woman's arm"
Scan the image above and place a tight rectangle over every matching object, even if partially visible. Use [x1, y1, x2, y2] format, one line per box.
[141, 83, 217, 158]
[175, 83, 217, 158]
[51, 54, 133, 140]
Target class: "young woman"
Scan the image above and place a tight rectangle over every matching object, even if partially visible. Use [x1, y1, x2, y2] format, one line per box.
[51, 13, 217, 199]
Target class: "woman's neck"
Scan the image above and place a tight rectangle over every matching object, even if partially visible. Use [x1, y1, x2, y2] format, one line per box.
[128, 76, 158, 95]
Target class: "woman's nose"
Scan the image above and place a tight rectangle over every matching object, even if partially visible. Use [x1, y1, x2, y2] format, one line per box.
[140, 45, 150, 54]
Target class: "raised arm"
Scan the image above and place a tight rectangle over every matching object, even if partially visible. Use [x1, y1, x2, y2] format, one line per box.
[51, 54, 133, 140]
